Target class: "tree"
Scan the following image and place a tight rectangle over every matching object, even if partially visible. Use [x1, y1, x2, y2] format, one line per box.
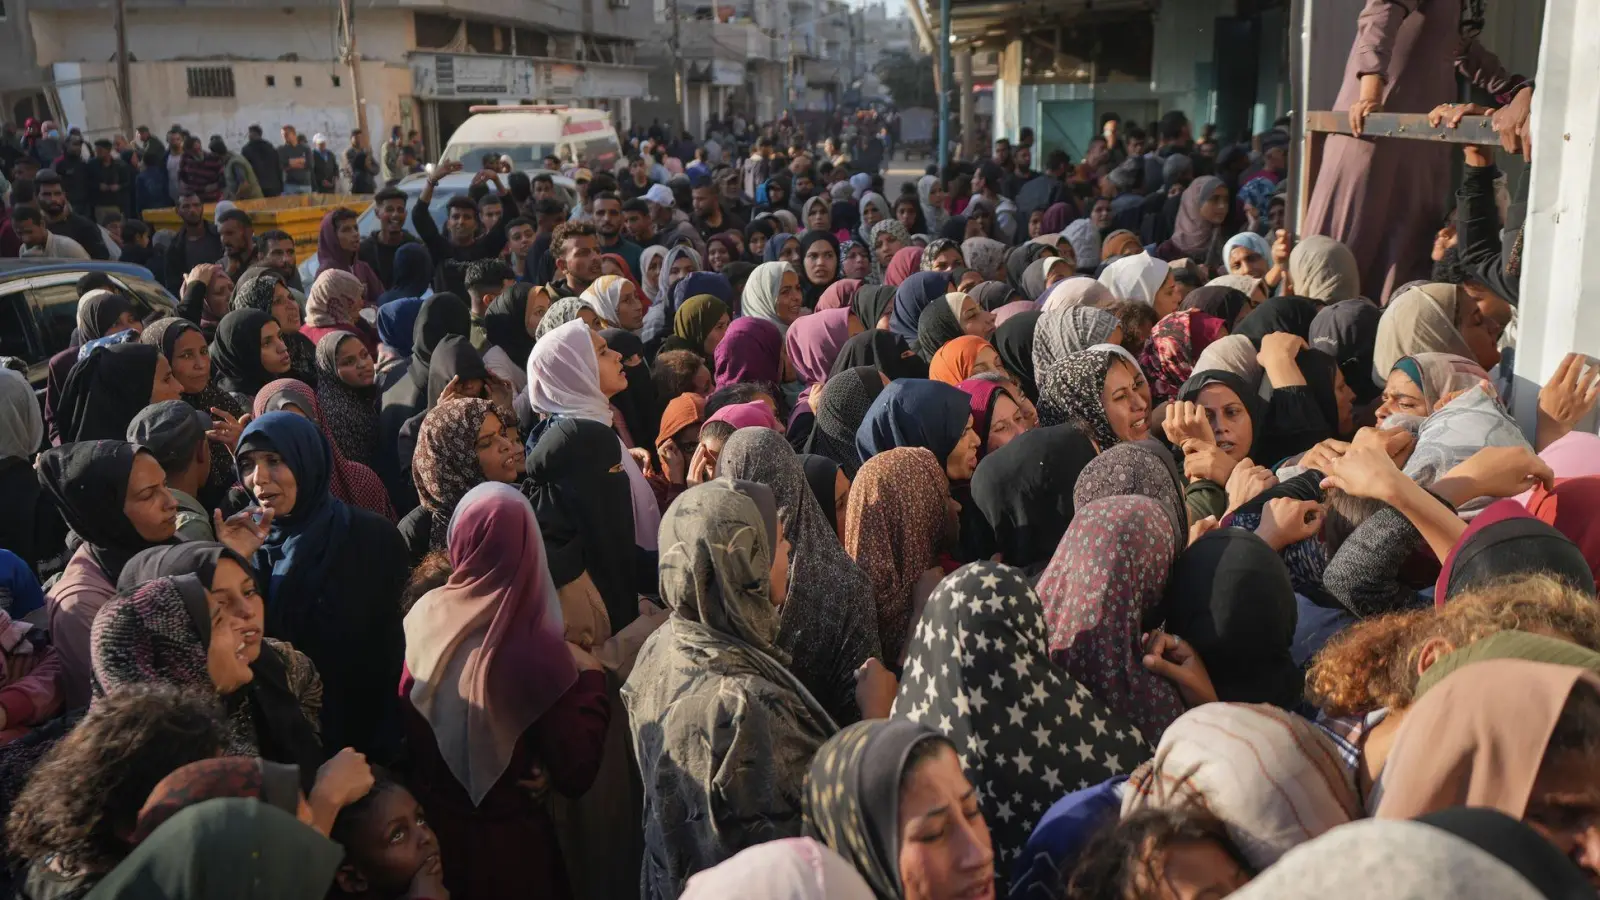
[875, 49, 937, 109]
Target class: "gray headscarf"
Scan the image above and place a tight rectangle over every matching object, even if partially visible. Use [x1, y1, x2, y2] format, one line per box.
[0, 368, 42, 461]
[1034, 306, 1121, 374]
[916, 174, 948, 232]
[1062, 218, 1102, 271]
[1288, 235, 1362, 304]
[535, 297, 588, 340]
[961, 237, 1007, 281]
[868, 219, 912, 283]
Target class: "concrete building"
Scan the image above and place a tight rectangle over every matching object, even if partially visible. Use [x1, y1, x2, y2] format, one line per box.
[24, 0, 655, 154]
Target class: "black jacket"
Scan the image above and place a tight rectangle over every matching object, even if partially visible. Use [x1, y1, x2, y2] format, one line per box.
[242, 138, 283, 196]
[1455, 163, 1519, 305]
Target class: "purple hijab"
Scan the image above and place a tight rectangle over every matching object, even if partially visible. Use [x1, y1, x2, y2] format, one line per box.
[785, 308, 853, 387]
[316, 211, 385, 303]
[713, 317, 783, 388]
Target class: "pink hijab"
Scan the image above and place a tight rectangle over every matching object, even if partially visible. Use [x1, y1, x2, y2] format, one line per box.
[884, 246, 924, 287]
[785, 307, 854, 386]
[705, 400, 782, 431]
[815, 278, 863, 311]
[403, 481, 578, 805]
[315, 210, 386, 302]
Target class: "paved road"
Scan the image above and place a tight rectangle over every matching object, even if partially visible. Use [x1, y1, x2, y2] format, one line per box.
[883, 152, 931, 197]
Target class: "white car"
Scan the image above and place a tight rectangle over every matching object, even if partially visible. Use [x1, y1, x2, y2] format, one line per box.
[298, 170, 578, 284]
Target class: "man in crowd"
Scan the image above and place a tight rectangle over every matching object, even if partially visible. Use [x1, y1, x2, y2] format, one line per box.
[380, 126, 405, 188]
[14, 205, 89, 259]
[345, 129, 378, 194]
[165, 127, 187, 203]
[411, 160, 517, 295]
[464, 258, 515, 325]
[310, 134, 339, 193]
[37, 169, 110, 260]
[162, 190, 223, 291]
[479, 194, 504, 232]
[503, 217, 538, 280]
[971, 162, 1019, 241]
[242, 124, 282, 198]
[52, 133, 93, 214]
[623, 197, 657, 248]
[217, 207, 260, 280]
[126, 401, 217, 542]
[545, 220, 601, 299]
[531, 173, 557, 206]
[213, 136, 263, 201]
[690, 177, 744, 243]
[591, 191, 641, 277]
[644, 184, 705, 254]
[1015, 149, 1069, 232]
[88, 138, 134, 222]
[621, 154, 654, 201]
[178, 136, 223, 203]
[279, 125, 313, 195]
[741, 136, 771, 206]
[258, 228, 304, 292]
[358, 187, 420, 290]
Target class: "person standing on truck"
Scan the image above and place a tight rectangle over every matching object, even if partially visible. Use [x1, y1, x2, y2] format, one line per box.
[242, 125, 283, 198]
[359, 187, 421, 290]
[410, 160, 519, 296]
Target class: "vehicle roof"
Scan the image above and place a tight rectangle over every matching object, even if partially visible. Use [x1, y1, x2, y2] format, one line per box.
[445, 108, 612, 145]
[0, 258, 160, 280]
[393, 170, 577, 194]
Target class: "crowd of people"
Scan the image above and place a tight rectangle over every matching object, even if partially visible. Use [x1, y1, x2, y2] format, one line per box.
[0, 18, 1599, 897]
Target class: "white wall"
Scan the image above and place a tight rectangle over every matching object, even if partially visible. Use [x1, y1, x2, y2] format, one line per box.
[53, 59, 413, 150]
[31, 8, 415, 66]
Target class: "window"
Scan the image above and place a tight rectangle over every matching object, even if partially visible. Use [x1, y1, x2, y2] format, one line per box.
[293, 75, 304, 87]
[28, 282, 81, 359]
[332, 74, 341, 87]
[0, 291, 34, 364]
[266, 75, 277, 87]
[186, 66, 236, 98]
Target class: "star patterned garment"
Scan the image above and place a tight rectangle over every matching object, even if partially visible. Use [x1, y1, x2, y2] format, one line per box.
[890, 562, 1150, 883]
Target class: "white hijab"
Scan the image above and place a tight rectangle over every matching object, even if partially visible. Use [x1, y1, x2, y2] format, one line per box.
[578, 274, 630, 328]
[741, 261, 791, 337]
[1098, 251, 1170, 307]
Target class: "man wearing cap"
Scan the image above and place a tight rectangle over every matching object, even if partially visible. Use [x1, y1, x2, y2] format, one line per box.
[644, 184, 705, 254]
[126, 400, 219, 542]
[310, 134, 339, 193]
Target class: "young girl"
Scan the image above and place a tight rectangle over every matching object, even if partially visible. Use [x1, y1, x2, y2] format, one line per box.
[329, 774, 447, 900]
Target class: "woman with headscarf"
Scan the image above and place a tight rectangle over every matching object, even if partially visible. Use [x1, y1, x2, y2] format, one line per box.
[660, 245, 703, 298]
[577, 274, 641, 334]
[55, 342, 182, 443]
[1309, 297, 1384, 408]
[315, 208, 386, 303]
[960, 237, 1007, 283]
[535, 298, 593, 341]
[680, 838, 875, 899]
[638, 245, 669, 308]
[1038, 496, 1190, 740]
[378, 292, 471, 504]
[659, 294, 730, 363]
[375, 296, 423, 387]
[39, 441, 178, 709]
[1287, 234, 1362, 304]
[916, 174, 949, 233]
[967, 280, 1021, 316]
[796, 230, 841, 309]
[1021, 256, 1075, 304]
[857, 192, 891, 244]
[744, 218, 778, 262]
[392, 334, 498, 494]
[1037, 347, 1152, 448]
[844, 447, 950, 667]
[806, 366, 888, 478]
[1164, 529, 1303, 708]
[883, 246, 924, 288]
[1209, 271, 1269, 306]
[1373, 352, 1492, 426]
[1098, 252, 1178, 315]
[956, 377, 1031, 463]
[914, 291, 995, 363]
[1139, 308, 1228, 403]
[1063, 217, 1104, 275]
[742, 260, 804, 338]
[801, 196, 832, 235]
[1375, 282, 1501, 376]
[970, 425, 1098, 574]
[1098, 229, 1146, 268]
[705, 233, 741, 274]
[602, 327, 659, 454]
[922, 237, 963, 272]
[236, 411, 408, 757]
[803, 718, 995, 900]
[992, 310, 1043, 402]
[311, 331, 380, 469]
[253, 378, 394, 521]
[231, 271, 320, 388]
[720, 429, 881, 726]
[815, 278, 863, 313]
[1232, 295, 1321, 348]
[785, 308, 859, 442]
[110, 542, 327, 782]
[480, 283, 546, 394]
[1180, 283, 1254, 331]
[868, 220, 912, 284]
[624, 480, 838, 899]
[1120, 702, 1361, 873]
[888, 271, 953, 343]
[526, 320, 661, 556]
[300, 269, 377, 359]
[134, 317, 244, 505]
[1222, 230, 1273, 278]
[1004, 243, 1052, 295]
[1434, 500, 1593, 606]
[928, 335, 1002, 386]
[375, 241, 434, 307]
[763, 232, 801, 265]
[845, 285, 894, 336]
[129, 757, 307, 845]
[856, 379, 981, 485]
[895, 561, 1148, 883]
[1152, 176, 1229, 271]
[1034, 306, 1123, 377]
[400, 481, 610, 900]
[209, 308, 293, 410]
[713, 316, 783, 391]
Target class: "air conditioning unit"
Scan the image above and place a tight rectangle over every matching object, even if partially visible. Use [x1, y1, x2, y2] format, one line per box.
[610, 0, 630, 9]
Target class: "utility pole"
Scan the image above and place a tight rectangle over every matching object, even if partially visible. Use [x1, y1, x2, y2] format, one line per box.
[670, 0, 689, 135]
[113, 0, 132, 137]
[956, 46, 973, 160]
[338, 0, 370, 138]
[936, 0, 950, 174]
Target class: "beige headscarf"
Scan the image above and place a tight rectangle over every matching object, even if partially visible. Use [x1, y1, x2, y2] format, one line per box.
[1208, 272, 1265, 300]
[1192, 333, 1264, 389]
[1373, 283, 1476, 379]
[1288, 235, 1361, 303]
[1122, 702, 1362, 870]
[1373, 658, 1600, 820]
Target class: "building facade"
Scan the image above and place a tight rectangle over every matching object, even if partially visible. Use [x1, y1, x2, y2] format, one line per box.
[24, 0, 656, 154]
